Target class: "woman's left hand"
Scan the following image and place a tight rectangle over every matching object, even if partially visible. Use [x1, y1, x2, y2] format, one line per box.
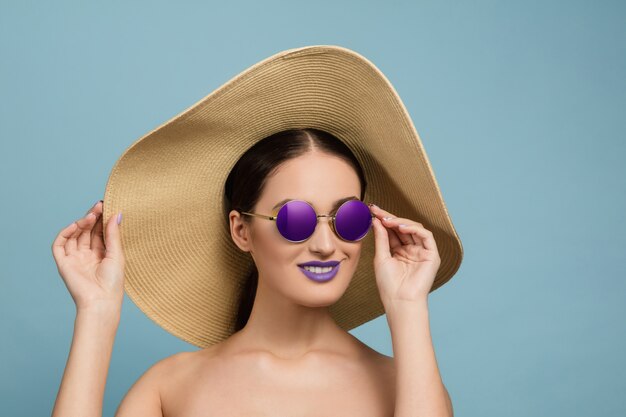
[369, 204, 441, 308]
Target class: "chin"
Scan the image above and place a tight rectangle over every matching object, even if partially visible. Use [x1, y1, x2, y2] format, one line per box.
[297, 276, 352, 308]
[297, 293, 344, 308]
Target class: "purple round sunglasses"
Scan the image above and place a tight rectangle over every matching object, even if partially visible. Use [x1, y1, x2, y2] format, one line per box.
[239, 198, 375, 243]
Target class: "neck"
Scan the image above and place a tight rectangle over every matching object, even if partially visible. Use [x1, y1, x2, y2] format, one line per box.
[233, 275, 349, 359]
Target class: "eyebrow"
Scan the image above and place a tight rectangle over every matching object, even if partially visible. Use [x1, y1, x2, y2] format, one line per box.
[272, 196, 359, 211]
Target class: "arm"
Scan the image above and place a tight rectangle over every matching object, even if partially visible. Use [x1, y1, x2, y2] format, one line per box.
[114, 356, 164, 416]
[51, 307, 120, 417]
[387, 301, 453, 417]
[51, 307, 164, 417]
[50, 202, 162, 416]
[367, 204, 452, 416]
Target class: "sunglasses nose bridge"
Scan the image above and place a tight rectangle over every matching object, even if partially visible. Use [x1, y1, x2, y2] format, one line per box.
[314, 214, 338, 236]
[316, 214, 335, 225]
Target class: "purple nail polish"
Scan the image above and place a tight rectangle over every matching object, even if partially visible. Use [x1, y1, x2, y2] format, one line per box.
[117, 212, 122, 225]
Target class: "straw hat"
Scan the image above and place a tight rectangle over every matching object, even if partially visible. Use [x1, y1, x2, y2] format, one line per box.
[102, 44, 464, 348]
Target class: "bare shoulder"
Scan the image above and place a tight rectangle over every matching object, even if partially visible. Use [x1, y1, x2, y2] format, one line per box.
[354, 344, 453, 416]
[344, 334, 396, 392]
[155, 347, 220, 388]
[153, 349, 201, 372]
[349, 333, 395, 374]
[368, 348, 396, 385]
[377, 351, 395, 377]
[115, 349, 208, 417]
[137, 349, 201, 383]
[363, 348, 396, 398]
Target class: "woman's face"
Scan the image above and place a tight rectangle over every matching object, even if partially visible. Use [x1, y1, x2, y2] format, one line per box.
[230, 151, 364, 308]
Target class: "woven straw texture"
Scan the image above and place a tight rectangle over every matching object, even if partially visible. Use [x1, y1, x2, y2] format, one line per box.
[102, 45, 464, 348]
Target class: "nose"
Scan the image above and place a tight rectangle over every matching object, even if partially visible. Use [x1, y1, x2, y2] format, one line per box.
[308, 216, 336, 255]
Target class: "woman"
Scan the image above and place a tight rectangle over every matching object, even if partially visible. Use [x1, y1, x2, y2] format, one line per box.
[51, 46, 459, 417]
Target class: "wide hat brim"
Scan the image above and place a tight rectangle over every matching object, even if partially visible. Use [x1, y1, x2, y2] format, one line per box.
[102, 44, 464, 348]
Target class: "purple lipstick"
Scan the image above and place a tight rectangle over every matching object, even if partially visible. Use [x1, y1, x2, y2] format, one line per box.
[297, 260, 341, 283]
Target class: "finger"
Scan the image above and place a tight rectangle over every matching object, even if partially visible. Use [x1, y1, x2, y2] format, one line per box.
[368, 203, 405, 222]
[88, 201, 104, 248]
[368, 204, 416, 246]
[77, 212, 98, 250]
[52, 221, 79, 258]
[381, 216, 415, 246]
[368, 204, 402, 248]
[86, 200, 103, 223]
[66, 214, 96, 255]
[385, 224, 404, 249]
[397, 223, 438, 252]
[372, 217, 391, 262]
[378, 216, 403, 249]
[103, 212, 124, 261]
[65, 220, 81, 254]
[91, 210, 105, 252]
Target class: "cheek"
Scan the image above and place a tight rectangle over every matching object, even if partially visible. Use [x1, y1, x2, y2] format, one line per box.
[344, 241, 363, 260]
[250, 221, 281, 252]
[251, 227, 296, 274]
[340, 243, 363, 275]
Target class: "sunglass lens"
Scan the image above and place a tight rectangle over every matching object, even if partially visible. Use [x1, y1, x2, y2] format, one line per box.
[276, 200, 317, 242]
[335, 200, 373, 241]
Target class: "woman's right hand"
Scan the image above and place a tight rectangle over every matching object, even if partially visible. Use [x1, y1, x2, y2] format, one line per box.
[52, 201, 125, 315]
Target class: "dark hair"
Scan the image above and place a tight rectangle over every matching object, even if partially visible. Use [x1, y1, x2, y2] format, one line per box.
[223, 128, 367, 331]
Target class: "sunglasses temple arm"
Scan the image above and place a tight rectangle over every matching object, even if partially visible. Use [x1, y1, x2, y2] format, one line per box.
[240, 211, 277, 221]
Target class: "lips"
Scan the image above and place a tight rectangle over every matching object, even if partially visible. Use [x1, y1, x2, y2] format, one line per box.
[298, 263, 341, 283]
[297, 260, 341, 267]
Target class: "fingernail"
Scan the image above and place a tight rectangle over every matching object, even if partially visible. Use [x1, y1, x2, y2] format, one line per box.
[383, 216, 394, 220]
[117, 212, 122, 225]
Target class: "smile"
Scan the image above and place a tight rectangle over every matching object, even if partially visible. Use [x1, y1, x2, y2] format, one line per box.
[298, 264, 340, 283]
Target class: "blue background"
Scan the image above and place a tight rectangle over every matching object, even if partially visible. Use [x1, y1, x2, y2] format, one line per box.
[1, 1, 624, 416]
